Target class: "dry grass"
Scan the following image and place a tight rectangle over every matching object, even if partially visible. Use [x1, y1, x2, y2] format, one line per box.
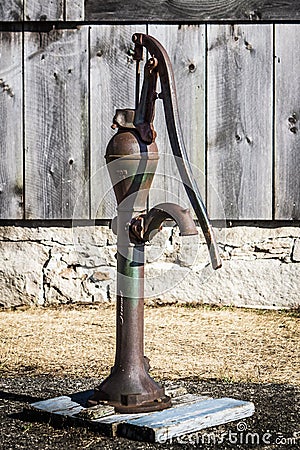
[0, 304, 299, 385]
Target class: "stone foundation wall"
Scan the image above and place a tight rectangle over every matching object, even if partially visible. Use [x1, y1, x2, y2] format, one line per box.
[0, 225, 299, 309]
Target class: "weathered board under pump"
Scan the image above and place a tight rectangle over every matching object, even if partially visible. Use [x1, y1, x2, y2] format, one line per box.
[88, 33, 222, 413]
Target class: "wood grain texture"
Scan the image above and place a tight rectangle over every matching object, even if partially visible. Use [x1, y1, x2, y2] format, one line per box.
[90, 25, 146, 219]
[120, 397, 254, 442]
[207, 24, 273, 220]
[24, 0, 63, 21]
[148, 25, 206, 213]
[85, 0, 300, 22]
[66, 0, 84, 21]
[0, 1, 23, 21]
[275, 25, 300, 220]
[24, 27, 89, 219]
[0, 30, 23, 219]
[0, 24, 297, 222]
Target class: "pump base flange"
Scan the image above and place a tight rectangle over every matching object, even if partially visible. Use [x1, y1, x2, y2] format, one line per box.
[114, 395, 171, 413]
[87, 390, 171, 414]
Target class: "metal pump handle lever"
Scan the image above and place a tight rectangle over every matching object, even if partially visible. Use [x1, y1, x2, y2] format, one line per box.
[132, 33, 222, 270]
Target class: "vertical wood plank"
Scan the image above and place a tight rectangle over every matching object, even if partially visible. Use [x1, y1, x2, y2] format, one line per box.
[0, 28, 23, 219]
[207, 24, 273, 220]
[90, 25, 146, 219]
[0, 1, 23, 21]
[148, 25, 206, 211]
[24, 26, 89, 219]
[275, 24, 300, 219]
[65, 0, 84, 21]
[24, 0, 63, 21]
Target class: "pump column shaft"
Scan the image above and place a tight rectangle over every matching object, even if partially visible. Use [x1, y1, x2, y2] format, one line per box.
[114, 242, 145, 373]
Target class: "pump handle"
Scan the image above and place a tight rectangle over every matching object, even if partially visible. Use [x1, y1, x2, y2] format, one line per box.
[132, 33, 222, 270]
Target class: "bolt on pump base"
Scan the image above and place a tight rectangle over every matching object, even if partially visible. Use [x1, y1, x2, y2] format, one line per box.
[88, 34, 222, 414]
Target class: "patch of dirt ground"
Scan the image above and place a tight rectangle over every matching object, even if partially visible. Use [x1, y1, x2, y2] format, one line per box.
[0, 304, 299, 449]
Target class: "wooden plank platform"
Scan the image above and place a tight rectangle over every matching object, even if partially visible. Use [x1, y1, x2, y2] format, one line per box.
[28, 388, 254, 443]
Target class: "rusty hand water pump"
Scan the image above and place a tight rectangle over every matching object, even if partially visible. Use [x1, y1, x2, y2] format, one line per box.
[88, 34, 222, 413]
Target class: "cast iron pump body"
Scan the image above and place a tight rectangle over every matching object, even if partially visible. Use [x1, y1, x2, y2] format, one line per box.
[88, 34, 222, 413]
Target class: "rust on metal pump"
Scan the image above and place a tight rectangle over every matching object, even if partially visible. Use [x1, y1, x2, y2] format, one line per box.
[87, 33, 222, 414]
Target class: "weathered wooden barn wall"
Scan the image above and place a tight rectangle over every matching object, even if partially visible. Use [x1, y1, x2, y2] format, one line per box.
[0, 1, 300, 222]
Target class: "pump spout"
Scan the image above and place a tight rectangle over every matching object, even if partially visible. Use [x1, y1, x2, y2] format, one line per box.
[130, 203, 198, 243]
